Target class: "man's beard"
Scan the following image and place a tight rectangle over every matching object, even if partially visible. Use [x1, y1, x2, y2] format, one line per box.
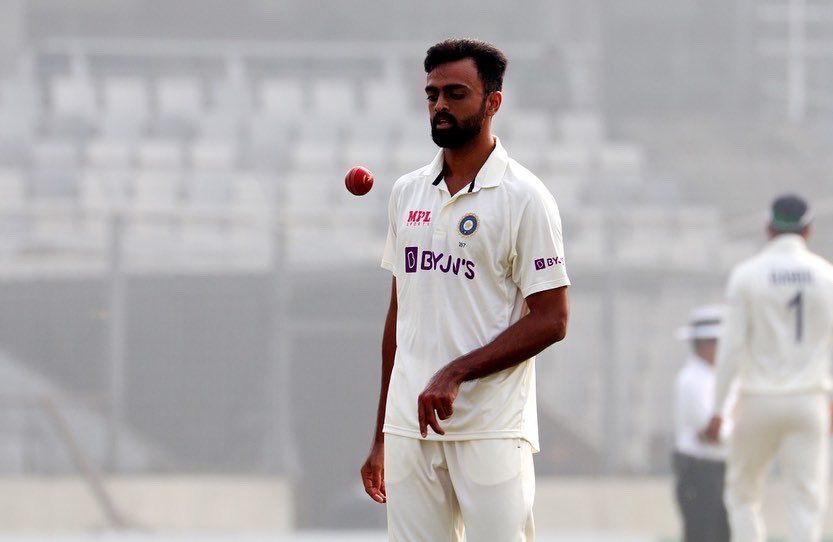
[430, 102, 487, 149]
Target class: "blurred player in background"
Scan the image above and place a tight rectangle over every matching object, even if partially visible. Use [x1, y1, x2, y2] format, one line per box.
[704, 194, 833, 542]
[360, 38, 570, 541]
[673, 305, 731, 542]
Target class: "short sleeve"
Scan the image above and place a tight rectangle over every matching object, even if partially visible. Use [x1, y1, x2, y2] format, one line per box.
[380, 185, 398, 274]
[510, 190, 570, 297]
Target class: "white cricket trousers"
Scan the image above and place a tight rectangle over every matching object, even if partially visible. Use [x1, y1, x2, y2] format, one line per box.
[384, 434, 535, 542]
[725, 393, 830, 542]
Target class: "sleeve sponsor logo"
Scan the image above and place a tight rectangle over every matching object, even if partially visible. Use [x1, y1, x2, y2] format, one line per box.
[534, 256, 564, 270]
[404, 246, 475, 279]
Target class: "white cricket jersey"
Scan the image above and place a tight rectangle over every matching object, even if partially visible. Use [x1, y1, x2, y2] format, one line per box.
[714, 234, 833, 411]
[674, 356, 732, 461]
[380, 138, 569, 452]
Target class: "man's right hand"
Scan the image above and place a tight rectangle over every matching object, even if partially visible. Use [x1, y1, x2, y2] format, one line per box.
[360, 442, 386, 504]
[700, 415, 723, 443]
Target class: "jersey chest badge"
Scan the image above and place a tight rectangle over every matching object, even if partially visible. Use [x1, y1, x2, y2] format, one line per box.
[458, 213, 479, 237]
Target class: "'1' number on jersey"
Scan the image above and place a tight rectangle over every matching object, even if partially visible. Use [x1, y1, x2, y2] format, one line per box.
[787, 291, 804, 343]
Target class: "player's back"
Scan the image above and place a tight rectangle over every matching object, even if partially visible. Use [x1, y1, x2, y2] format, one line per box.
[732, 234, 833, 394]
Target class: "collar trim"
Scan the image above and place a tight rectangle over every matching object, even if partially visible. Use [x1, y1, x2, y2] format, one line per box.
[425, 136, 509, 190]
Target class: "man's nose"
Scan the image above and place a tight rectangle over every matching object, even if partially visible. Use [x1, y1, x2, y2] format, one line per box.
[433, 95, 449, 113]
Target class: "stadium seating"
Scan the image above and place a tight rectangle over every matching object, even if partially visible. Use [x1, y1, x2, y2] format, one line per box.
[260, 78, 303, 120]
[0, 60, 714, 322]
[0, 67, 39, 146]
[0, 169, 26, 256]
[0, 169, 25, 211]
[0, 61, 673, 282]
[48, 76, 97, 138]
[185, 140, 238, 213]
[363, 78, 413, 121]
[137, 139, 184, 170]
[101, 77, 150, 139]
[311, 78, 356, 122]
[155, 76, 204, 139]
[30, 140, 80, 204]
[559, 112, 605, 147]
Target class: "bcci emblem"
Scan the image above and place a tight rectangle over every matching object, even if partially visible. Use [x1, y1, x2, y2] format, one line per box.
[458, 213, 479, 237]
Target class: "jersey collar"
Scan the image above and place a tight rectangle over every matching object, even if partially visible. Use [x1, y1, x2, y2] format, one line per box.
[766, 233, 807, 253]
[424, 136, 509, 192]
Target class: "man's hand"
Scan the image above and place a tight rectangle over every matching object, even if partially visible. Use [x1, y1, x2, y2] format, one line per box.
[360, 442, 386, 504]
[700, 415, 723, 443]
[417, 367, 462, 437]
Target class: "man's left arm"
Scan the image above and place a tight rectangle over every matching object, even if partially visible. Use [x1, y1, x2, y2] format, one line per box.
[417, 287, 568, 436]
[418, 189, 570, 437]
[702, 268, 748, 442]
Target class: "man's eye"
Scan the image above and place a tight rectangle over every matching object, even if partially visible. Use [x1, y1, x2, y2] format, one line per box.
[450, 93, 465, 100]
[426, 95, 438, 102]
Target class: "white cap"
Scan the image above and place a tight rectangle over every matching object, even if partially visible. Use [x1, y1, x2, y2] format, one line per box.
[676, 304, 725, 341]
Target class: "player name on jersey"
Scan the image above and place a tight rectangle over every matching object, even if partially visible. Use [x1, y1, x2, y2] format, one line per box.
[770, 269, 814, 285]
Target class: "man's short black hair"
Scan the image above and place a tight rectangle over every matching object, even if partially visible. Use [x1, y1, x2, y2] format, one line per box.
[424, 38, 508, 95]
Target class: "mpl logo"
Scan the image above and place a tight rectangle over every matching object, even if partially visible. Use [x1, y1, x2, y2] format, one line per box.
[406, 210, 432, 226]
[534, 256, 565, 270]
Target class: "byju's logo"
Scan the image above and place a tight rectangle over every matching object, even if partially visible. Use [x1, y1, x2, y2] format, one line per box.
[406, 210, 432, 226]
[404, 246, 475, 279]
[534, 256, 564, 270]
[405, 246, 419, 273]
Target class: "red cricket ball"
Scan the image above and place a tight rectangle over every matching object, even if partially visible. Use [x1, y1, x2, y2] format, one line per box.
[345, 166, 374, 196]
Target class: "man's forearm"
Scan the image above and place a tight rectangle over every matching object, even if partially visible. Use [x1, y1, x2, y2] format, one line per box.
[445, 305, 566, 384]
[415, 287, 568, 437]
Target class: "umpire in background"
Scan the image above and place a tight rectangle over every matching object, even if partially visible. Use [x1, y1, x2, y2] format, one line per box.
[673, 305, 732, 542]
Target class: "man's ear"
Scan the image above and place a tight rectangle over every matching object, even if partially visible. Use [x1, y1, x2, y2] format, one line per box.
[486, 91, 502, 117]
